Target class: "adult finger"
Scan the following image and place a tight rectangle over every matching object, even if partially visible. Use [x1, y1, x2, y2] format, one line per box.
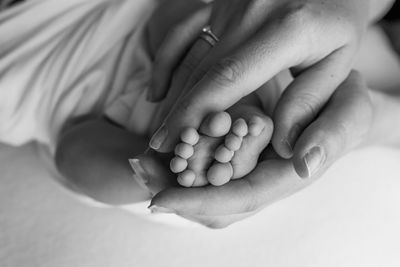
[133, 151, 259, 228]
[130, 151, 178, 196]
[150, 21, 306, 153]
[148, 5, 211, 102]
[146, 0, 207, 55]
[155, 0, 239, 106]
[272, 46, 355, 159]
[147, 30, 223, 135]
[292, 71, 373, 178]
[150, 158, 308, 216]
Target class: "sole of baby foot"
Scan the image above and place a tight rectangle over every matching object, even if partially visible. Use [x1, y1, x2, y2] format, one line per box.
[170, 111, 232, 187]
[230, 113, 273, 179]
[209, 105, 273, 185]
[207, 162, 233, 186]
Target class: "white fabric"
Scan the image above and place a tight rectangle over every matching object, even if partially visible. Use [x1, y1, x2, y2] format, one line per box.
[0, 0, 158, 150]
[2, 142, 400, 267]
[0, 0, 288, 155]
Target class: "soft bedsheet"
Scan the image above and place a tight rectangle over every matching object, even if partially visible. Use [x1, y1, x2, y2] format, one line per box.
[1, 142, 400, 267]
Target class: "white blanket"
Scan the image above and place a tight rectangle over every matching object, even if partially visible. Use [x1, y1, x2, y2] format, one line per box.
[0, 0, 158, 150]
[1, 142, 400, 267]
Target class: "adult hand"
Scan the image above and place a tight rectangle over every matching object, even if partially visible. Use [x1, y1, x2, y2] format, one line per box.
[143, 71, 375, 228]
[148, 0, 392, 163]
[145, 0, 211, 100]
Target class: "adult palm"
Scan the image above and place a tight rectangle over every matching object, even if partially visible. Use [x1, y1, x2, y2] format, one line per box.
[136, 72, 375, 228]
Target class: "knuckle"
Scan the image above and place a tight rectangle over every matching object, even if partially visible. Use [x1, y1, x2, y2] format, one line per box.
[180, 57, 198, 74]
[207, 58, 243, 87]
[281, 2, 314, 27]
[170, 23, 192, 41]
[291, 93, 322, 120]
[277, 3, 316, 49]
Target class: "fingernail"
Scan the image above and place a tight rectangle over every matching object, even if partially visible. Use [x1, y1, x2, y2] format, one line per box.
[302, 146, 325, 178]
[148, 204, 175, 214]
[149, 125, 168, 150]
[129, 158, 149, 189]
[284, 139, 293, 154]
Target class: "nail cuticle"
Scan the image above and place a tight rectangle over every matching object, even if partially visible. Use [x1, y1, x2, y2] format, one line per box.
[284, 139, 293, 154]
[302, 146, 325, 178]
[285, 125, 301, 155]
[129, 158, 150, 189]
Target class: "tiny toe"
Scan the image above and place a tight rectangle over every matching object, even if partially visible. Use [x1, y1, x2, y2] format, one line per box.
[180, 127, 200, 145]
[248, 116, 266, 136]
[174, 143, 194, 159]
[207, 163, 233, 186]
[215, 145, 235, 163]
[224, 133, 243, 151]
[170, 156, 188, 173]
[177, 170, 196, 187]
[232, 118, 248, 137]
[199, 111, 232, 137]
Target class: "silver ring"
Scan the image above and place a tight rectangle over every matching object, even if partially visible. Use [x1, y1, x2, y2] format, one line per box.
[199, 25, 220, 47]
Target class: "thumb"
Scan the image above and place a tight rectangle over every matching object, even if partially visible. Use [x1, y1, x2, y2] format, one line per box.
[292, 71, 373, 178]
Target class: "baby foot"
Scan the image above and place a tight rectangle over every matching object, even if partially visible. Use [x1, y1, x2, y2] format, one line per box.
[170, 104, 273, 187]
[208, 105, 273, 186]
[170, 112, 232, 187]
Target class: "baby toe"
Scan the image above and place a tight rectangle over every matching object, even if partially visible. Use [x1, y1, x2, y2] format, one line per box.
[207, 163, 233, 186]
[174, 143, 194, 159]
[180, 127, 200, 145]
[215, 145, 234, 163]
[224, 133, 243, 151]
[199, 111, 232, 137]
[177, 170, 196, 187]
[248, 116, 272, 136]
[170, 156, 188, 173]
[232, 118, 248, 137]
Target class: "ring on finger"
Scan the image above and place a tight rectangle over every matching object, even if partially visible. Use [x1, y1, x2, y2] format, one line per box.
[199, 25, 220, 47]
